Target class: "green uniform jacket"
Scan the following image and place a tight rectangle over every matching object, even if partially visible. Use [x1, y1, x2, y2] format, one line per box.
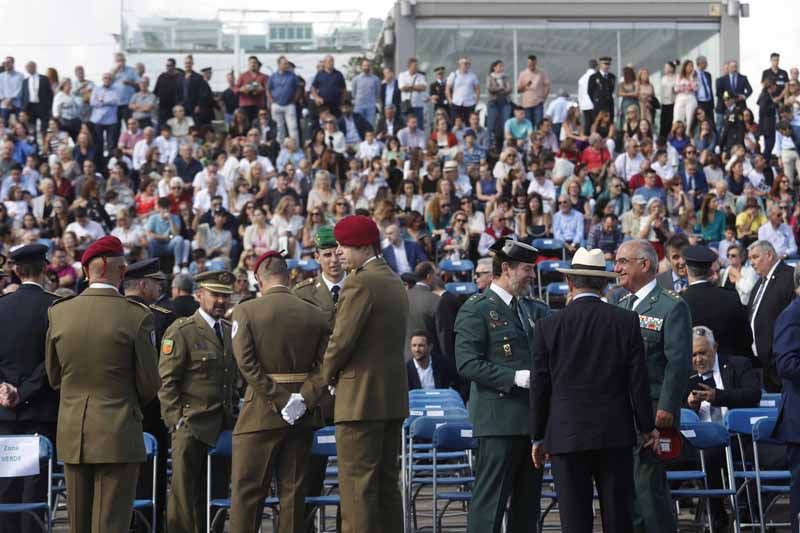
[321, 257, 410, 423]
[293, 273, 339, 328]
[45, 288, 161, 464]
[454, 288, 550, 437]
[618, 284, 692, 424]
[157, 311, 239, 446]
[231, 286, 331, 433]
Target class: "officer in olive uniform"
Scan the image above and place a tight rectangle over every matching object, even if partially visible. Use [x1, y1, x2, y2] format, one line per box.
[292, 226, 344, 532]
[614, 240, 691, 533]
[454, 238, 550, 533]
[719, 91, 745, 153]
[158, 270, 238, 533]
[588, 56, 617, 117]
[430, 66, 450, 115]
[0, 245, 59, 533]
[230, 251, 330, 533]
[45, 236, 161, 533]
[124, 259, 175, 533]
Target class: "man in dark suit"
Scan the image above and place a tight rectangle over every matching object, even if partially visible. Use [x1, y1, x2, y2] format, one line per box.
[680, 245, 752, 359]
[337, 100, 373, 148]
[0, 244, 59, 533]
[376, 104, 404, 141]
[685, 325, 761, 530]
[406, 261, 441, 359]
[177, 55, 212, 123]
[587, 57, 616, 118]
[20, 61, 53, 134]
[772, 271, 800, 533]
[382, 223, 428, 274]
[531, 247, 656, 533]
[747, 240, 795, 391]
[429, 66, 450, 114]
[406, 330, 455, 390]
[656, 234, 689, 292]
[379, 67, 401, 115]
[695, 55, 715, 129]
[170, 273, 199, 318]
[715, 59, 752, 115]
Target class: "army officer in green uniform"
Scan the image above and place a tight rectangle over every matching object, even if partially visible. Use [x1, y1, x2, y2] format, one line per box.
[454, 238, 550, 533]
[292, 226, 344, 532]
[614, 240, 691, 533]
[158, 271, 239, 533]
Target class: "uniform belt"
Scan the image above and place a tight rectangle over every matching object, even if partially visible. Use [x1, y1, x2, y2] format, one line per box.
[267, 373, 309, 383]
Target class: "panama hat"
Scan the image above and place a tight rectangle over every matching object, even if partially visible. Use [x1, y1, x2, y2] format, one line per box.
[556, 247, 618, 278]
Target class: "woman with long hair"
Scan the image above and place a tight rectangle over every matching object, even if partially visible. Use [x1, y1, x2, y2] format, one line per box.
[719, 242, 758, 305]
[560, 106, 588, 146]
[134, 177, 159, 218]
[638, 197, 673, 259]
[301, 207, 325, 249]
[617, 66, 638, 129]
[272, 196, 304, 257]
[668, 121, 691, 156]
[396, 179, 425, 215]
[425, 193, 452, 236]
[697, 193, 725, 242]
[243, 204, 279, 256]
[307, 170, 339, 213]
[693, 119, 717, 153]
[439, 209, 471, 260]
[659, 61, 677, 136]
[673, 59, 699, 133]
[591, 110, 617, 157]
[229, 109, 251, 138]
[769, 172, 796, 208]
[636, 68, 655, 124]
[520, 192, 550, 240]
[486, 59, 512, 150]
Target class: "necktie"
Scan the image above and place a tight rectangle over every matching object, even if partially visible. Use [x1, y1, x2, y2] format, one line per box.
[700, 72, 710, 100]
[213, 321, 223, 345]
[749, 277, 768, 321]
[331, 285, 340, 304]
[627, 294, 639, 311]
[511, 297, 526, 330]
[676, 277, 688, 292]
[731, 73, 737, 90]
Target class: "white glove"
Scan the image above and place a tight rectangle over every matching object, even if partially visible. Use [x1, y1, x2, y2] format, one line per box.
[328, 385, 336, 396]
[175, 417, 185, 431]
[281, 393, 307, 425]
[514, 370, 531, 389]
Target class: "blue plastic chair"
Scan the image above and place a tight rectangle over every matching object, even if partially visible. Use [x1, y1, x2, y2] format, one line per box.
[681, 408, 701, 424]
[444, 282, 479, 296]
[297, 259, 320, 272]
[431, 421, 477, 533]
[409, 388, 462, 401]
[671, 422, 740, 533]
[439, 259, 475, 278]
[305, 426, 340, 532]
[531, 238, 565, 260]
[545, 282, 569, 306]
[0, 435, 53, 533]
[536, 260, 569, 299]
[132, 433, 158, 533]
[751, 417, 790, 532]
[758, 393, 781, 408]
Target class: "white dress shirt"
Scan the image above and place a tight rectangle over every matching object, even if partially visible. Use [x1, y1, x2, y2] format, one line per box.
[757, 222, 797, 259]
[577, 69, 596, 111]
[631, 279, 658, 311]
[696, 354, 726, 422]
[489, 282, 514, 307]
[392, 242, 411, 274]
[413, 358, 436, 390]
[27, 74, 40, 103]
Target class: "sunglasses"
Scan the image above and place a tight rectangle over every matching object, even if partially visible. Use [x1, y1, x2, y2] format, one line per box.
[455, 218, 467, 223]
[324, 120, 335, 124]
[475, 271, 491, 277]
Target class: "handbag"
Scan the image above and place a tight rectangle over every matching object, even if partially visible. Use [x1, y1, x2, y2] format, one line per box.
[650, 94, 661, 110]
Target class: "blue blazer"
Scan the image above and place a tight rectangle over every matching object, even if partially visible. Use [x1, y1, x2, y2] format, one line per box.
[773, 297, 800, 443]
[383, 240, 428, 273]
[337, 112, 373, 141]
[715, 73, 753, 113]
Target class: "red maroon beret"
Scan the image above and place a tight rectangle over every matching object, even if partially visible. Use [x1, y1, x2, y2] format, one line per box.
[81, 236, 124, 266]
[334, 215, 380, 247]
[254, 250, 286, 274]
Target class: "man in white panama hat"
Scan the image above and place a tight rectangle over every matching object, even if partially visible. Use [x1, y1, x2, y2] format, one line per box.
[530, 247, 657, 533]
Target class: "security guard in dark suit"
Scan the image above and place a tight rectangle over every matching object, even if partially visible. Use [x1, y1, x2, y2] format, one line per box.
[292, 226, 344, 532]
[455, 238, 550, 533]
[429, 66, 450, 114]
[123, 258, 175, 533]
[615, 240, 691, 533]
[158, 270, 238, 533]
[0, 244, 59, 533]
[588, 57, 617, 117]
[680, 245, 752, 359]
[719, 91, 745, 153]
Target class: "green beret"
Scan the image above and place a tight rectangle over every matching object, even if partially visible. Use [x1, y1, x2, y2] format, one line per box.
[314, 226, 337, 249]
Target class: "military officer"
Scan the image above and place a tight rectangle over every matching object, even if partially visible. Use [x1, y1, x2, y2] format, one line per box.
[680, 245, 752, 359]
[45, 236, 161, 533]
[719, 91, 745, 153]
[454, 237, 549, 533]
[292, 225, 344, 531]
[229, 251, 330, 533]
[614, 239, 691, 533]
[124, 258, 175, 533]
[320, 215, 410, 533]
[158, 270, 238, 533]
[0, 244, 59, 533]
[429, 66, 450, 114]
[588, 56, 617, 117]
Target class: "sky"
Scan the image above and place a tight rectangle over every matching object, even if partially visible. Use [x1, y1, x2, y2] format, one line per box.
[0, 0, 797, 95]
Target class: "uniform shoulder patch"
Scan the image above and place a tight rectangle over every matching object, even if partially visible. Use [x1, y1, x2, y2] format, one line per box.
[161, 338, 175, 355]
[149, 304, 173, 315]
[294, 278, 315, 290]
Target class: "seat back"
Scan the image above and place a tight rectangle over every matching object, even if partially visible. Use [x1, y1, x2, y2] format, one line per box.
[410, 414, 470, 441]
[532, 238, 565, 254]
[681, 408, 700, 424]
[439, 259, 475, 274]
[758, 393, 780, 408]
[724, 408, 778, 436]
[751, 417, 782, 446]
[143, 432, 158, 458]
[209, 430, 233, 458]
[432, 421, 477, 452]
[409, 389, 462, 400]
[680, 422, 730, 450]
[311, 426, 337, 457]
[409, 398, 465, 411]
[444, 282, 478, 296]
